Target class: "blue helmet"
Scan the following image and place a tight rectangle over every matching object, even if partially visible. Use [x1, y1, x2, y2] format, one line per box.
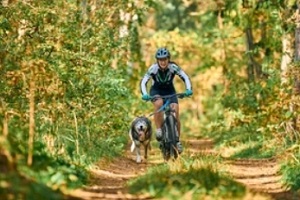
[155, 47, 170, 59]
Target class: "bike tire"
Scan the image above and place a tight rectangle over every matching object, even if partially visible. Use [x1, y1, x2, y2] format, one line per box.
[163, 114, 178, 160]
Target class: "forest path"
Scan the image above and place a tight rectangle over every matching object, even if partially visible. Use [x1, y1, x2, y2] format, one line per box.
[67, 139, 299, 200]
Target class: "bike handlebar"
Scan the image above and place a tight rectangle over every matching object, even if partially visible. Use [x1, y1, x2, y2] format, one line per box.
[148, 93, 186, 102]
[146, 93, 187, 116]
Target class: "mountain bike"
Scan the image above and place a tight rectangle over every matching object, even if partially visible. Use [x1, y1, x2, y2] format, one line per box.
[149, 93, 186, 161]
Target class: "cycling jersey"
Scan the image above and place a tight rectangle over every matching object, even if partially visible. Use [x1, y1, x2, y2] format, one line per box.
[140, 62, 192, 95]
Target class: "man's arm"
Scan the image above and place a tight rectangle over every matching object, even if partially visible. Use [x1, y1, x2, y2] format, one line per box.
[171, 63, 192, 90]
[140, 64, 157, 95]
[140, 73, 151, 95]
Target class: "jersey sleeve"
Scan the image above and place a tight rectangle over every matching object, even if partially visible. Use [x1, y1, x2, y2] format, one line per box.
[172, 64, 192, 90]
[140, 66, 154, 95]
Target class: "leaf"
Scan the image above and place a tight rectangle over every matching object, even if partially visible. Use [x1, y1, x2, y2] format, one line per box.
[285, 111, 293, 119]
[50, 171, 64, 184]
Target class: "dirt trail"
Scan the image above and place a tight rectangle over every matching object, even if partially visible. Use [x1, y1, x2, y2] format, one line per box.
[223, 157, 299, 200]
[68, 139, 299, 200]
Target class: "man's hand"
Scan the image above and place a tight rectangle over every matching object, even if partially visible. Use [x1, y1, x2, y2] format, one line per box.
[142, 94, 151, 101]
[184, 89, 193, 97]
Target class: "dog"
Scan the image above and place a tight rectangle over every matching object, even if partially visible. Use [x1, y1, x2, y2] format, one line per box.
[129, 116, 152, 163]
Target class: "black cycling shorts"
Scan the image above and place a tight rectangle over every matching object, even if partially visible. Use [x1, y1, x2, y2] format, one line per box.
[150, 86, 178, 104]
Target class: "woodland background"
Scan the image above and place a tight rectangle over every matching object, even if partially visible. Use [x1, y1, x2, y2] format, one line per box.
[1, 0, 300, 199]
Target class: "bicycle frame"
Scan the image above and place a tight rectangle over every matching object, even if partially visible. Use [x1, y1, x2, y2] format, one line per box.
[149, 93, 185, 161]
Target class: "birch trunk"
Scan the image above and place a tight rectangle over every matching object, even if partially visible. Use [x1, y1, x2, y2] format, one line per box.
[27, 70, 35, 166]
[280, 34, 292, 85]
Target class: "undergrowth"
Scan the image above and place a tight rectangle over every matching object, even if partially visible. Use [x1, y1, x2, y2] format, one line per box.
[198, 70, 300, 192]
[281, 146, 300, 191]
[128, 155, 246, 199]
[0, 172, 64, 200]
[0, 140, 88, 199]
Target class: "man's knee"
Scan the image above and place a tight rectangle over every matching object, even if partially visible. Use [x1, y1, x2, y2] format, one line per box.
[153, 99, 163, 109]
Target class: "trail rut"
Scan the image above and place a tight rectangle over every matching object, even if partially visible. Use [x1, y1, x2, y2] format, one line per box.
[68, 139, 299, 200]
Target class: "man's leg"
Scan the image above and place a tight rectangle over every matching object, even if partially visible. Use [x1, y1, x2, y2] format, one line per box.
[153, 98, 164, 140]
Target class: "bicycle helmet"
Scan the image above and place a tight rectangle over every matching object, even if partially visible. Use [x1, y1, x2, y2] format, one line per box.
[155, 47, 170, 59]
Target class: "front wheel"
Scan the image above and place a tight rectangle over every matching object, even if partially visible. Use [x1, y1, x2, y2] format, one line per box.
[162, 114, 178, 161]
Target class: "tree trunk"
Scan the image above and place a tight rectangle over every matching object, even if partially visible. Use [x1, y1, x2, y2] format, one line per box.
[27, 70, 35, 166]
[295, 15, 300, 61]
[245, 27, 262, 81]
[245, 28, 255, 81]
[1, 111, 14, 170]
[288, 3, 300, 135]
[281, 34, 293, 85]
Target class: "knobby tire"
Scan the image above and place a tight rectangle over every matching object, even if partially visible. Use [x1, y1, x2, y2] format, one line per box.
[163, 114, 178, 161]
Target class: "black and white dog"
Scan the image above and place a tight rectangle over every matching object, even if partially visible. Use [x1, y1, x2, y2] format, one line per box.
[129, 116, 152, 163]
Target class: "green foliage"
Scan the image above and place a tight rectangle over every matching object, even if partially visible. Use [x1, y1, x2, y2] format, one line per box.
[213, 125, 263, 145]
[139, 0, 300, 194]
[0, 172, 64, 200]
[281, 153, 300, 191]
[200, 67, 286, 160]
[2, 138, 88, 190]
[0, 0, 145, 196]
[222, 71, 281, 113]
[19, 162, 87, 190]
[140, 0, 300, 195]
[153, 0, 194, 31]
[230, 143, 275, 159]
[0, 137, 85, 200]
[2, 0, 300, 197]
[128, 157, 245, 199]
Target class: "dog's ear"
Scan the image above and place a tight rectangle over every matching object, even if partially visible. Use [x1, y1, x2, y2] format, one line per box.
[132, 117, 138, 124]
[144, 117, 152, 128]
[145, 118, 152, 137]
[146, 118, 152, 125]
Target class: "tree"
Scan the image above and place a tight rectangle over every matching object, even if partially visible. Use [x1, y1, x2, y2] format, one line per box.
[0, 0, 146, 192]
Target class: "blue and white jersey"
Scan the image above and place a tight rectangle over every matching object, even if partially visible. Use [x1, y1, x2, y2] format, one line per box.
[140, 62, 192, 95]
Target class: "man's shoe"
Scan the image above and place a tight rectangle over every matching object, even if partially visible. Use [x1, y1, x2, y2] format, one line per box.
[176, 141, 183, 154]
[156, 129, 162, 141]
[159, 142, 163, 150]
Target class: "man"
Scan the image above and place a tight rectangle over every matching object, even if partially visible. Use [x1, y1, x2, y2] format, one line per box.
[140, 47, 193, 153]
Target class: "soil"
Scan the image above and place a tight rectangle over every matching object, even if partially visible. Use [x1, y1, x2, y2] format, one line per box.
[67, 139, 300, 200]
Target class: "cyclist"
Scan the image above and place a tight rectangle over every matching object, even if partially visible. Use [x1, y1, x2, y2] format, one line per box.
[140, 47, 193, 153]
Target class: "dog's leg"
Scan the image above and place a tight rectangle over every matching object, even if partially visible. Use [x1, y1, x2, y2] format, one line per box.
[133, 140, 142, 163]
[149, 142, 152, 151]
[136, 145, 142, 163]
[129, 130, 135, 152]
[144, 144, 148, 160]
[144, 141, 150, 160]
[130, 142, 135, 152]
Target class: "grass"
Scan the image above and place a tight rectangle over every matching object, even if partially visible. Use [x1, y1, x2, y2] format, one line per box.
[202, 120, 278, 159]
[280, 147, 300, 191]
[230, 143, 276, 159]
[128, 155, 246, 199]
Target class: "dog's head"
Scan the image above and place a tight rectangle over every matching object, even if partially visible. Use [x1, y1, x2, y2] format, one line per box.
[131, 117, 152, 142]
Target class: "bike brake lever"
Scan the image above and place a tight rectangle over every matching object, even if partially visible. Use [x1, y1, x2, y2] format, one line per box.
[178, 94, 185, 99]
